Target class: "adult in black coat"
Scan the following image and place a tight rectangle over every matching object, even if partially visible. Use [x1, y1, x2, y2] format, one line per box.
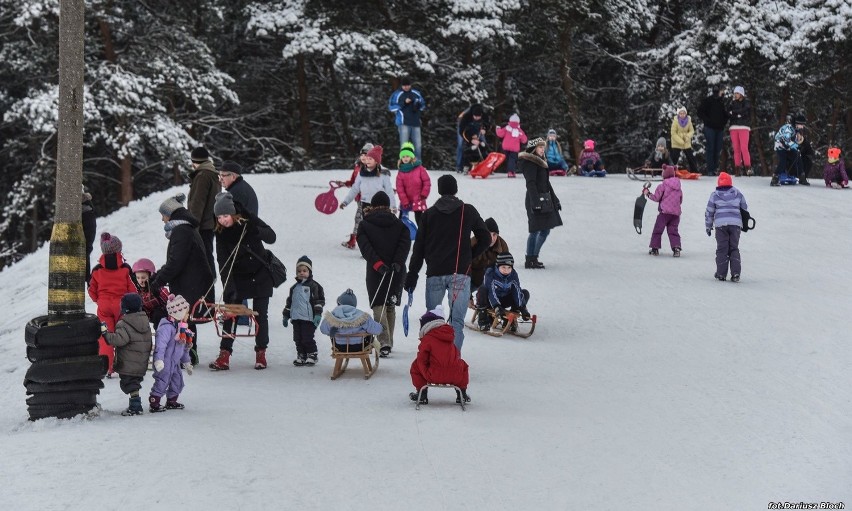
[218, 161, 259, 216]
[519, 138, 563, 270]
[356, 191, 411, 356]
[404, 175, 490, 350]
[697, 86, 729, 176]
[210, 192, 276, 369]
[82, 191, 97, 283]
[150, 193, 215, 365]
[456, 103, 491, 172]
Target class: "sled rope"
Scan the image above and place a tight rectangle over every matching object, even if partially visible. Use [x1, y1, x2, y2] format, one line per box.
[200, 220, 248, 306]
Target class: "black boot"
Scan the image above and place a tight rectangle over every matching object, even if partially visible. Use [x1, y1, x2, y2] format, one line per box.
[770, 175, 780, 186]
[409, 388, 428, 404]
[524, 256, 545, 269]
[476, 308, 491, 331]
[456, 389, 471, 404]
[799, 175, 810, 186]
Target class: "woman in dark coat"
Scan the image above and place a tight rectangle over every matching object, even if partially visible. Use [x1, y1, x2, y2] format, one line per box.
[150, 193, 215, 365]
[356, 191, 411, 357]
[519, 137, 563, 269]
[208, 192, 277, 371]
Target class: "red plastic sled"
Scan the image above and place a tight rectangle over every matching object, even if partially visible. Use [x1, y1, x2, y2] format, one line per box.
[676, 169, 701, 180]
[470, 152, 506, 179]
[315, 181, 342, 214]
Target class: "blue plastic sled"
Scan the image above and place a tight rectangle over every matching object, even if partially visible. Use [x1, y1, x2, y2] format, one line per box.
[778, 173, 798, 185]
[402, 290, 414, 337]
[401, 211, 417, 240]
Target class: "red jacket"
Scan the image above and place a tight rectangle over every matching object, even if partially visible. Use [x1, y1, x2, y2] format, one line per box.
[396, 164, 431, 212]
[88, 253, 137, 304]
[410, 323, 469, 389]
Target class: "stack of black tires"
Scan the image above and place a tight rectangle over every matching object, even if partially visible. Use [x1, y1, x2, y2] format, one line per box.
[24, 314, 107, 421]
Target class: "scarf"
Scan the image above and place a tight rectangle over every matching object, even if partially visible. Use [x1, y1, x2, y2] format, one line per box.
[163, 219, 191, 239]
[398, 160, 422, 173]
[678, 115, 689, 128]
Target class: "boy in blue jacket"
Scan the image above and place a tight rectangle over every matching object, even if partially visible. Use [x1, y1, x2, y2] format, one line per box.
[283, 256, 326, 366]
[475, 252, 531, 331]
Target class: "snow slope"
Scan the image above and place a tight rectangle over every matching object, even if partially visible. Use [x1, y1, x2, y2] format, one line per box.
[0, 171, 849, 510]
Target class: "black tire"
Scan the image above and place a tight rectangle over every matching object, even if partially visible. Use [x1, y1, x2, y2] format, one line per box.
[24, 355, 108, 384]
[25, 314, 102, 348]
[26, 390, 99, 406]
[28, 403, 98, 421]
[26, 342, 99, 362]
[24, 379, 105, 394]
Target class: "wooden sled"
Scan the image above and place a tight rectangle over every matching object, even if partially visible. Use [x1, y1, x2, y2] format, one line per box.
[189, 300, 258, 338]
[414, 383, 467, 411]
[675, 168, 701, 180]
[465, 306, 537, 338]
[329, 334, 380, 380]
[627, 166, 663, 181]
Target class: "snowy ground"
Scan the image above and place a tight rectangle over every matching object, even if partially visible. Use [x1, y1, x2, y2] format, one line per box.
[0, 170, 849, 510]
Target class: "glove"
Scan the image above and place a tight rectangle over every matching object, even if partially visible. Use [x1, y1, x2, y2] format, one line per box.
[312, 314, 322, 328]
[404, 273, 418, 292]
[100, 322, 108, 335]
[153, 360, 165, 372]
[391, 263, 403, 273]
[377, 263, 390, 275]
[282, 316, 289, 328]
[401, 203, 410, 211]
[789, 142, 799, 151]
[182, 363, 193, 376]
[339, 202, 347, 210]
[706, 228, 712, 237]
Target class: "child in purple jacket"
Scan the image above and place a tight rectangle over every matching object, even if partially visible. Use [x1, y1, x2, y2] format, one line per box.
[149, 294, 194, 412]
[823, 147, 848, 188]
[644, 164, 683, 257]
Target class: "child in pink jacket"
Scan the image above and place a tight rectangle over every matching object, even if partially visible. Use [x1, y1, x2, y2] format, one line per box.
[495, 114, 528, 177]
[644, 165, 683, 257]
[396, 142, 431, 226]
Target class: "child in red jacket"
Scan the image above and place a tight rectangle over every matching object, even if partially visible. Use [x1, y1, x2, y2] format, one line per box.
[396, 142, 431, 226]
[88, 232, 137, 376]
[409, 306, 470, 404]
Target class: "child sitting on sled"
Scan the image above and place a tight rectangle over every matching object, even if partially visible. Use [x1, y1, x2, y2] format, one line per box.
[824, 147, 848, 189]
[461, 133, 487, 173]
[645, 137, 673, 169]
[475, 252, 531, 331]
[409, 306, 470, 405]
[578, 139, 606, 177]
[319, 289, 383, 353]
[545, 129, 571, 176]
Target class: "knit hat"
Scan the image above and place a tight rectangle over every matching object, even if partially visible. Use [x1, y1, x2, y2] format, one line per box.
[419, 305, 445, 328]
[190, 146, 209, 163]
[296, 255, 312, 272]
[159, 193, 186, 218]
[400, 76, 413, 86]
[100, 232, 122, 254]
[584, 139, 595, 150]
[371, 191, 391, 208]
[547, 129, 557, 137]
[437, 174, 458, 196]
[399, 141, 416, 160]
[733, 86, 745, 96]
[366, 145, 383, 164]
[166, 294, 190, 320]
[793, 114, 806, 126]
[656, 137, 666, 149]
[509, 114, 520, 123]
[220, 160, 242, 175]
[470, 104, 483, 117]
[717, 172, 733, 187]
[337, 289, 357, 307]
[485, 217, 499, 233]
[360, 142, 374, 154]
[131, 258, 156, 274]
[120, 293, 143, 314]
[526, 137, 546, 152]
[496, 252, 514, 267]
[827, 147, 841, 162]
[662, 164, 676, 179]
[677, 106, 687, 115]
[213, 191, 237, 216]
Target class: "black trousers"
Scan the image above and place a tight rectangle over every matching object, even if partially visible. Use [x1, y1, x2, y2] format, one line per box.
[292, 319, 318, 354]
[119, 375, 144, 395]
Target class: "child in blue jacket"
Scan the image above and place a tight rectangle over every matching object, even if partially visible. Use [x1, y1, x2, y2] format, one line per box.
[320, 289, 383, 353]
[475, 252, 530, 330]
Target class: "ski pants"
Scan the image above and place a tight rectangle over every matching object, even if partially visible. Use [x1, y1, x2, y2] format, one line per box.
[775, 149, 802, 178]
[714, 225, 742, 278]
[729, 128, 751, 168]
[150, 361, 185, 399]
[292, 319, 318, 355]
[650, 213, 681, 250]
[96, 297, 120, 373]
[476, 287, 530, 310]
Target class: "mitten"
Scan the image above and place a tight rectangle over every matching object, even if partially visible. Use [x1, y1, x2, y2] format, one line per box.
[312, 314, 321, 328]
[282, 316, 289, 328]
[391, 263, 403, 273]
[706, 228, 712, 237]
[373, 261, 389, 275]
[100, 322, 108, 335]
[404, 273, 418, 292]
[153, 360, 165, 372]
[339, 202, 347, 210]
[182, 363, 193, 376]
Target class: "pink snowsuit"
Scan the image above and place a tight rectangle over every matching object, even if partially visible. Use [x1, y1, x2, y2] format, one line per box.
[496, 121, 528, 153]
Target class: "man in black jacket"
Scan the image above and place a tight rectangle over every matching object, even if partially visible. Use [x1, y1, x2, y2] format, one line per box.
[404, 175, 490, 350]
[151, 193, 215, 365]
[697, 86, 729, 176]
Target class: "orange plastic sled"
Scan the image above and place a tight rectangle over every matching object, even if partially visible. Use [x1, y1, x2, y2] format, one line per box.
[676, 169, 701, 180]
[470, 152, 506, 179]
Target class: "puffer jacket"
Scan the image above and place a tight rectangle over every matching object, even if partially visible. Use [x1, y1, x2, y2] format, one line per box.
[648, 176, 683, 216]
[88, 253, 137, 303]
[496, 121, 527, 152]
[482, 266, 525, 309]
[705, 186, 748, 229]
[396, 161, 431, 212]
[670, 116, 695, 149]
[410, 321, 469, 389]
[320, 305, 383, 345]
[824, 160, 848, 187]
[469, 235, 509, 289]
[103, 311, 153, 377]
[342, 167, 396, 208]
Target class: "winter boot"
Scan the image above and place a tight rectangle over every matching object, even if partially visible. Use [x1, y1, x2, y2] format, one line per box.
[149, 395, 165, 413]
[455, 389, 471, 404]
[293, 352, 307, 366]
[770, 175, 780, 186]
[165, 396, 185, 410]
[518, 306, 531, 321]
[209, 349, 230, 371]
[507, 171, 516, 178]
[477, 308, 492, 331]
[799, 175, 811, 186]
[121, 395, 144, 416]
[673, 247, 681, 258]
[649, 248, 659, 256]
[524, 256, 545, 269]
[379, 346, 391, 358]
[714, 273, 727, 281]
[305, 352, 318, 366]
[409, 388, 428, 404]
[746, 167, 754, 177]
[730, 274, 741, 283]
[255, 348, 267, 370]
[341, 234, 357, 249]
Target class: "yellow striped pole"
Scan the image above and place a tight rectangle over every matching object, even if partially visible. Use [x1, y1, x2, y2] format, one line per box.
[47, 222, 87, 323]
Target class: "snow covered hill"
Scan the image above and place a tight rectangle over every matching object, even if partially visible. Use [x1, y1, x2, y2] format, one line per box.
[0, 171, 849, 510]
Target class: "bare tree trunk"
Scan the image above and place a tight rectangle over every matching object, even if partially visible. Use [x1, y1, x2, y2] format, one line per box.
[327, 61, 353, 154]
[296, 55, 312, 153]
[751, 92, 767, 176]
[558, 25, 581, 167]
[49, 0, 86, 321]
[119, 154, 133, 204]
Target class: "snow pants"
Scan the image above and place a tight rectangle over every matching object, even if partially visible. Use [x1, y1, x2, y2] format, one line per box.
[729, 128, 751, 168]
[96, 296, 120, 373]
[650, 213, 681, 250]
[150, 361, 185, 399]
[292, 319, 318, 355]
[715, 225, 742, 278]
